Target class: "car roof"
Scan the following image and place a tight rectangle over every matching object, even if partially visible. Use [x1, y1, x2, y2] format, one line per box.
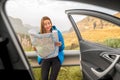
[2, 0, 120, 11]
[60, 0, 120, 11]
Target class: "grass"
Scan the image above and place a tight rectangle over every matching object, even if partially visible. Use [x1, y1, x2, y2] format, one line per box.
[103, 38, 120, 48]
[32, 66, 82, 80]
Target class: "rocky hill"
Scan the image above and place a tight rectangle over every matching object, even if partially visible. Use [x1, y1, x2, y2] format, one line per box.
[8, 16, 38, 34]
[69, 12, 120, 32]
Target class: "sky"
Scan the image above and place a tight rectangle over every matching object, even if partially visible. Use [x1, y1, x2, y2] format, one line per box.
[5, 0, 117, 32]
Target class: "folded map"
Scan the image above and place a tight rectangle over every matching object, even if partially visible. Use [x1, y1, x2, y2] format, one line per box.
[28, 29, 59, 59]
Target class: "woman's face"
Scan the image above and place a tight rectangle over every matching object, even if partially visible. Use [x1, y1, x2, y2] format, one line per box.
[43, 20, 52, 33]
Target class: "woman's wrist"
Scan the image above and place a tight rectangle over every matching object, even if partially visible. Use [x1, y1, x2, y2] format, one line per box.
[55, 42, 61, 46]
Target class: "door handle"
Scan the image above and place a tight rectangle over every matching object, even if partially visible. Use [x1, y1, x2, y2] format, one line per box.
[91, 53, 120, 78]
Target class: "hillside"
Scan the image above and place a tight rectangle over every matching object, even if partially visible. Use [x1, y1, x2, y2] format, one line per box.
[70, 13, 120, 32]
[8, 16, 38, 34]
[63, 12, 120, 49]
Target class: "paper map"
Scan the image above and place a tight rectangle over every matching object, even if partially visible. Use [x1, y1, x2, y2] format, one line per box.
[28, 29, 59, 59]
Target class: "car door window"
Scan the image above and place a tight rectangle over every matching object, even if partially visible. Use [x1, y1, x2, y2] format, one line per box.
[72, 14, 120, 48]
[5, 0, 81, 80]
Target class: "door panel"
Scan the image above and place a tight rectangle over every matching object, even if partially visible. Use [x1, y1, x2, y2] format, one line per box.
[66, 9, 120, 80]
[80, 40, 119, 80]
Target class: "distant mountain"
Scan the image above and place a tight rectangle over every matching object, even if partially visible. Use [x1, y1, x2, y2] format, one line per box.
[69, 12, 120, 32]
[8, 16, 38, 34]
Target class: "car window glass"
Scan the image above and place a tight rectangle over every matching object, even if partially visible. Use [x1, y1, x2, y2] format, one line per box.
[5, 0, 82, 80]
[72, 15, 120, 48]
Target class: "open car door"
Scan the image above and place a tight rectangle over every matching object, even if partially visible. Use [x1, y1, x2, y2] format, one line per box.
[66, 9, 120, 80]
[0, 0, 35, 80]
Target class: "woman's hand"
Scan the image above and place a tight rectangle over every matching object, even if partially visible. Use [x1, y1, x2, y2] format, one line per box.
[55, 42, 61, 46]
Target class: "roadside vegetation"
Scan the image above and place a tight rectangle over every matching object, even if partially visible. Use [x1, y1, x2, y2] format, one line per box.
[32, 66, 82, 80]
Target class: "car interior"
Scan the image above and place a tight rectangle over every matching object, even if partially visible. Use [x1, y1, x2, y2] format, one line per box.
[0, 0, 120, 80]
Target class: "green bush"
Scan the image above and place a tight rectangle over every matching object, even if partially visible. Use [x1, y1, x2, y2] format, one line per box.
[103, 38, 120, 48]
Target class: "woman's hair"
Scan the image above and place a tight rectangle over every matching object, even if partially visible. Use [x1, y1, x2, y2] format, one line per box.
[40, 16, 52, 33]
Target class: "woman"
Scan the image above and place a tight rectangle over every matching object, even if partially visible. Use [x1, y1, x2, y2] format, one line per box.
[37, 16, 65, 80]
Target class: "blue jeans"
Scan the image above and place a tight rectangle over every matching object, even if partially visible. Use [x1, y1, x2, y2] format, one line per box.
[41, 56, 61, 80]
